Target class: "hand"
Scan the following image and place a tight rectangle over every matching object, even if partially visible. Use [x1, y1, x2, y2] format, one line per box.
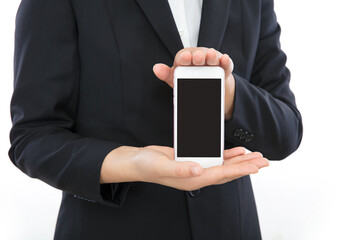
[153, 47, 236, 120]
[129, 145, 269, 191]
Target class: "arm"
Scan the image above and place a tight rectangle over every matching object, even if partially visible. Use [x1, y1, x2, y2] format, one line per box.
[153, 0, 302, 160]
[224, 0, 303, 160]
[9, 0, 270, 206]
[8, 0, 130, 207]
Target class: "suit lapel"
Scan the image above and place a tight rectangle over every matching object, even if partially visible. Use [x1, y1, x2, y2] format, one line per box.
[107, 0, 231, 59]
[135, 0, 184, 58]
[197, 0, 231, 50]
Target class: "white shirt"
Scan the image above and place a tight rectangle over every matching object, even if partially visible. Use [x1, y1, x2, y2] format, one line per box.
[167, 0, 203, 48]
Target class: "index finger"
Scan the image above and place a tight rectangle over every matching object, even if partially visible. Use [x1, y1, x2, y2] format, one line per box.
[173, 47, 210, 68]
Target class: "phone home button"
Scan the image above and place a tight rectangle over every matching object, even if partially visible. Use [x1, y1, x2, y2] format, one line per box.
[188, 189, 201, 197]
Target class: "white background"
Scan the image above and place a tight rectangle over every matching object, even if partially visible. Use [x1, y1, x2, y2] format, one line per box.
[1, 0, 359, 239]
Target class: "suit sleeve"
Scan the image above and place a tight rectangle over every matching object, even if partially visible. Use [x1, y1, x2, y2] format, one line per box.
[224, 0, 303, 160]
[8, 0, 131, 208]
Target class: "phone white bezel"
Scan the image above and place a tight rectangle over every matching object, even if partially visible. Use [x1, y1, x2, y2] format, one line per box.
[173, 66, 225, 168]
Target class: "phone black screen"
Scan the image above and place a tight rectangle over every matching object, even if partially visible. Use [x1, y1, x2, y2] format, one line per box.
[177, 78, 221, 157]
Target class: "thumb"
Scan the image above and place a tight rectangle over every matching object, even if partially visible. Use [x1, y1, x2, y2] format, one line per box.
[153, 63, 174, 88]
[158, 160, 203, 178]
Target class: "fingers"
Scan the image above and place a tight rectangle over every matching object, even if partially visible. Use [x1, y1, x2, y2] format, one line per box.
[212, 157, 269, 185]
[224, 152, 263, 165]
[224, 152, 269, 170]
[176, 161, 263, 190]
[159, 160, 203, 179]
[150, 151, 203, 179]
[223, 146, 246, 159]
[173, 48, 196, 68]
[152, 63, 170, 80]
[153, 47, 234, 88]
[220, 54, 234, 78]
[206, 48, 220, 65]
[241, 157, 269, 169]
[153, 154, 269, 191]
[152, 63, 174, 87]
[192, 50, 205, 65]
[178, 50, 193, 66]
[221, 162, 260, 179]
[174, 47, 223, 67]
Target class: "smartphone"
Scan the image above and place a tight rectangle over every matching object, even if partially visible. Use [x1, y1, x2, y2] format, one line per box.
[173, 66, 225, 168]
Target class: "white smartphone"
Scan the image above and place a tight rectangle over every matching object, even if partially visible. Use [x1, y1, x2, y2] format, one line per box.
[173, 66, 225, 168]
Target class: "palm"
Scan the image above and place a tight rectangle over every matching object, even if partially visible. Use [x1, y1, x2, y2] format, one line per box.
[132, 145, 269, 191]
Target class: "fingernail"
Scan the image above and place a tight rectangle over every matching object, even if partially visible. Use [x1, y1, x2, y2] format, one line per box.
[191, 166, 201, 175]
[194, 50, 203, 57]
[152, 64, 158, 72]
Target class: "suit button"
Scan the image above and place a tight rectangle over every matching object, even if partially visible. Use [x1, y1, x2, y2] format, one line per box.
[245, 133, 254, 142]
[189, 189, 200, 197]
[239, 131, 247, 140]
[233, 128, 242, 137]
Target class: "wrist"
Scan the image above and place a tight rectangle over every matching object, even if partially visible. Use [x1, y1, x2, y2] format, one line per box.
[225, 74, 235, 120]
[100, 146, 141, 183]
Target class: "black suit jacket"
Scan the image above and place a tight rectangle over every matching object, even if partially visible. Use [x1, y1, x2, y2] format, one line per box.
[9, 0, 303, 239]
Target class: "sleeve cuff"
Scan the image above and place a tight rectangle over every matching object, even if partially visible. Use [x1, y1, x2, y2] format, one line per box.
[224, 73, 255, 147]
[72, 138, 132, 208]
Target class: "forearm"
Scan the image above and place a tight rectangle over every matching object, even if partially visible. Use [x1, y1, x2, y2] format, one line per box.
[224, 0, 303, 159]
[8, 124, 129, 204]
[9, 0, 133, 208]
[225, 73, 302, 160]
